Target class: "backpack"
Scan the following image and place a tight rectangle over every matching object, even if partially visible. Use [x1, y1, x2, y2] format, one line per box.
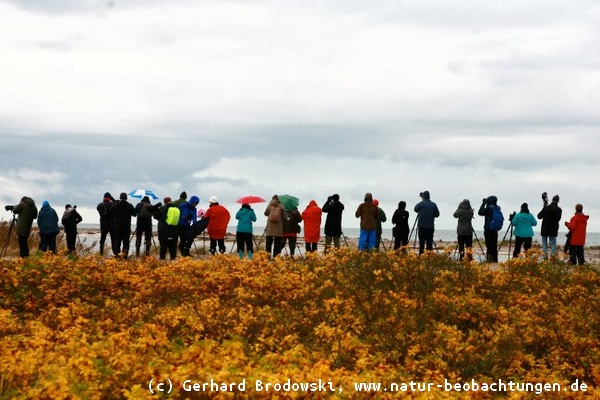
[489, 205, 504, 231]
[166, 206, 181, 226]
[139, 203, 152, 220]
[268, 205, 282, 223]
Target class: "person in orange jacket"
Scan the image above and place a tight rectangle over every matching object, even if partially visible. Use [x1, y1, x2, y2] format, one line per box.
[204, 196, 231, 255]
[564, 203, 589, 265]
[302, 200, 322, 253]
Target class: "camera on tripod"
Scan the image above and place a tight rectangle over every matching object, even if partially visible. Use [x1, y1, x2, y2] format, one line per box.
[4, 205, 14, 211]
[509, 211, 516, 222]
[542, 192, 548, 207]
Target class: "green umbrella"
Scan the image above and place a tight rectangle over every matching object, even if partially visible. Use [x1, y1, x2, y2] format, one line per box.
[278, 194, 299, 210]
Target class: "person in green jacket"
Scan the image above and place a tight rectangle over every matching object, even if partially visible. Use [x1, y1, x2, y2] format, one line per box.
[511, 202, 537, 258]
[12, 196, 38, 257]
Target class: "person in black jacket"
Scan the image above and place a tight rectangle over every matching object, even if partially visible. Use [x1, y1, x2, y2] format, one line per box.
[392, 201, 410, 251]
[111, 192, 136, 259]
[61, 204, 83, 253]
[322, 194, 344, 252]
[537, 194, 562, 259]
[97, 192, 115, 256]
[134, 196, 160, 257]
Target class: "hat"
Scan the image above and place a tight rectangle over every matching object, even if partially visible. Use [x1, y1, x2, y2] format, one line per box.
[179, 191, 187, 200]
[420, 191, 430, 200]
[364, 192, 373, 202]
[552, 195, 560, 202]
[373, 199, 379, 206]
[163, 196, 172, 204]
[209, 196, 218, 204]
[104, 192, 112, 198]
[332, 194, 340, 201]
[120, 192, 127, 200]
[142, 196, 150, 203]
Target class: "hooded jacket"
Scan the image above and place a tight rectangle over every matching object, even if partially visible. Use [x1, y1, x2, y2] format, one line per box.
[322, 197, 344, 237]
[178, 196, 199, 226]
[453, 200, 474, 236]
[37, 202, 59, 235]
[13, 197, 38, 236]
[205, 202, 231, 239]
[235, 205, 257, 234]
[264, 197, 285, 237]
[302, 200, 322, 243]
[478, 196, 498, 230]
[565, 212, 589, 246]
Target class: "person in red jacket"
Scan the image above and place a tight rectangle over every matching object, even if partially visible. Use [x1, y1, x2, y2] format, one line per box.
[564, 203, 589, 265]
[302, 200, 322, 253]
[204, 196, 231, 255]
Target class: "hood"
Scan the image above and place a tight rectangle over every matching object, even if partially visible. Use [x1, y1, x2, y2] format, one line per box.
[459, 199, 471, 209]
[486, 196, 498, 205]
[21, 196, 36, 207]
[308, 200, 318, 207]
[189, 195, 200, 205]
[574, 213, 590, 222]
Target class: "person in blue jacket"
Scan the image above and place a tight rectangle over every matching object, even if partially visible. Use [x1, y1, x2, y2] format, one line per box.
[37, 200, 60, 253]
[511, 202, 537, 258]
[236, 203, 257, 259]
[178, 195, 199, 256]
[414, 191, 440, 254]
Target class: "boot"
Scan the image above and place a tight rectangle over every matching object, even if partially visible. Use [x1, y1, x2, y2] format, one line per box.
[238, 250, 244, 259]
[248, 251, 253, 260]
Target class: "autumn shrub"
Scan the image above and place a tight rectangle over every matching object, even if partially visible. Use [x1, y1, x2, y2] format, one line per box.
[0, 250, 599, 399]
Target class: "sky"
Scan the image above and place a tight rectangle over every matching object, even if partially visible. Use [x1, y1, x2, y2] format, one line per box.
[1, 0, 599, 232]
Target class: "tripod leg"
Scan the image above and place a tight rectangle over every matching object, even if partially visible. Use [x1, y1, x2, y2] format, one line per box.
[342, 233, 349, 247]
[1, 216, 16, 257]
[229, 236, 235, 254]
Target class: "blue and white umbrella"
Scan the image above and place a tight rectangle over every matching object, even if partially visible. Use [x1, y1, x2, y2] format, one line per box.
[128, 189, 159, 200]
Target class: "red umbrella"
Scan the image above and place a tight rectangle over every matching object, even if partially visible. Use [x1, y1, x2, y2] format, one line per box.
[235, 195, 266, 204]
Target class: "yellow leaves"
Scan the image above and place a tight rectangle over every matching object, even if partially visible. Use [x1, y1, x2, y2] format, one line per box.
[0, 253, 599, 398]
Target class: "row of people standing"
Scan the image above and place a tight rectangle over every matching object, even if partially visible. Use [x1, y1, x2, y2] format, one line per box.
[91, 189, 588, 264]
[97, 191, 233, 260]
[262, 194, 345, 259]
[458, 194, 588, 264]
[9, 197, 82, 257]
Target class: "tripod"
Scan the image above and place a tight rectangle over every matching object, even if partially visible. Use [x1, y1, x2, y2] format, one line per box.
[1, 213, 16, 257]
[408, 215, 419, 249]
[497, 221, 514, 259]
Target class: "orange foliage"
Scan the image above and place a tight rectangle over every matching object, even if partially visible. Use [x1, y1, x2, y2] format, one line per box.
[0, 250, 599, 398]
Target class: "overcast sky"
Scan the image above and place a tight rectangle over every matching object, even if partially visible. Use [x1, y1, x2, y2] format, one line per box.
[1, 0, 599, 232]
